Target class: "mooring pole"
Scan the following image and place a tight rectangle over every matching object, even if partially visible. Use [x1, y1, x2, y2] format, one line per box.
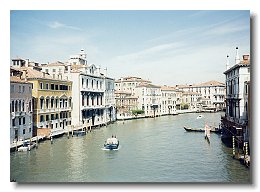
[232, 136, 235, 158]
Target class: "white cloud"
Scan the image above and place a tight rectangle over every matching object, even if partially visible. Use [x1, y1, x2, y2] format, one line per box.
[48, 21, 81, 30]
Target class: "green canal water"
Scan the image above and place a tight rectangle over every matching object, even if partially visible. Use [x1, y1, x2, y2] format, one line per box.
[10, 112, 251, 183]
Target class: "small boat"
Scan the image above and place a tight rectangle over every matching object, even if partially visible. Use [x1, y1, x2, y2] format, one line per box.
[184, 126, 204, 132]
[73, 130, 86, 136]
[104, 136, 119, 150]
[18, 141, 36, 152]
[196, 115, 203, 119]
[183, 126, 222, 133]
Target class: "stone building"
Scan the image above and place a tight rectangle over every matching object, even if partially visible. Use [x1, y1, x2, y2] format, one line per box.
[221, 47, 250, 147]
[10, 69, 33, 143]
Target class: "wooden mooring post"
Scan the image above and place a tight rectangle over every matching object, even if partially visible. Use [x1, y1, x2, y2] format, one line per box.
[232, 136, 235, 158]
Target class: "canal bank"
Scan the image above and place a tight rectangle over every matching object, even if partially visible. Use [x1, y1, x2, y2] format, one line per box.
[10, 112, 250, 183]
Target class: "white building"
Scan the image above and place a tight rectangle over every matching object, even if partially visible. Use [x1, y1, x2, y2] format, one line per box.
[40, 49, 116, 129]
[104, 77, 116, 123]
[65, 50, 115, 129]
[176, 80, 225, 111]
[10, 70, 33, 143]
[161, 86, 177, 115]
[221, 47, 250, 147]
[135, 83, 162, 117]
[115, 76, 151, 96]
[181, 91, 202, 110]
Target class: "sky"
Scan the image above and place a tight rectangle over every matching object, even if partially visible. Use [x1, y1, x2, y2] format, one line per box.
[10, 10, 250, 85]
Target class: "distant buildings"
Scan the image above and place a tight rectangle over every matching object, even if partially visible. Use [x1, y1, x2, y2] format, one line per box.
[115, 91, 138, 119]
[161, 86, 177, 115]
[176, 80, 225, 111]
[114, 75, 226, 118]
[135, 83, 162, 117]
[221, 47, 250, 147]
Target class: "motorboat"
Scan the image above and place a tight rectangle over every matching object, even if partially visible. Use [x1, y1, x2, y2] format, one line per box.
[196, 115, 203, 119]
[104, 136, 119, 150]
[18, 141, 36, 152]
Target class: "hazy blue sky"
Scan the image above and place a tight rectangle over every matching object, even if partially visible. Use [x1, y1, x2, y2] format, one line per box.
[10, 10, 250, 85]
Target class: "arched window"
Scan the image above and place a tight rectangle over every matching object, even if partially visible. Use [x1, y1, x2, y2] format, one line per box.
[18, 100, 21, 111]
[46, 97, 50, 109]
[15, 100, 18, 112]
[11, 100, 15, 112]
[22, 100, 24, 111]
[40, 97, 44, 109]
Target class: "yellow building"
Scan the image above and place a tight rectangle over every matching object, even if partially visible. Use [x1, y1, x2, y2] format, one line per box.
[15, 66, 72, 137]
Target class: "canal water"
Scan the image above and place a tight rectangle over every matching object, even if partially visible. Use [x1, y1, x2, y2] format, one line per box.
[10, 112, 250, 183]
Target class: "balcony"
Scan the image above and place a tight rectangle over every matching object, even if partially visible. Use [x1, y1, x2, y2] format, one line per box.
[81, 87, 105, 93]
[81, 105, 105, 110]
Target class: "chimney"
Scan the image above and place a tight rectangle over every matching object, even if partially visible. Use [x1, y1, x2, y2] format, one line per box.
[97, 65, 101, 75]
[104, 67, 107, 77]
[25, 59, 29, 67]
[226, 55, 230, 70]
[42, 72, 46, 78]
[22, 70, 28, 81]
[243, 54, 250, 61]
[235, 47, 240, 64]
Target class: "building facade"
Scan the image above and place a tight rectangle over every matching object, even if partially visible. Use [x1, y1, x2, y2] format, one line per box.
[10, 70, 33, 143]
[11, 63, 73, 137]
[221, 47, 250, 147]
[135, 83, 162, 117]
[65, 50, 115, 129]
[115, 91, 138, 118]
[176, 80, 225, 111]
[161, 86, 177, 115]
[115, 76, 151, 96]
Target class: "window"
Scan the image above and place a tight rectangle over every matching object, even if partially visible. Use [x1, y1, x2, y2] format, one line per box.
[56, 114, 59, 119]
[51, 98, 54, 108]
[55, 84, 59, 90]
[51, 84, 55, 90]
[55, 98, 58, 108]
[11, 101, 14, 112]
[51, 114, 55, 120]
[23, 129, 25, 134]
[46, 83, 49, 90]
[29, 128, 31, 133]
[19, 118, 21, 125]
[53, 69, 56, 73]
[40, 83, 43, 89]
[40, 115, 44, 122]
[22, 86, 25, 93]
[46, 98, 49, 109]
[46, 114, 49, 121]
[12, 119, 15, 126]
[23, 117, 25, 124]
[18, 86, 21, 93]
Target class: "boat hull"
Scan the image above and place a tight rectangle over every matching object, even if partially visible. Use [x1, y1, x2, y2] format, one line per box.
[104, 144, 119, 150]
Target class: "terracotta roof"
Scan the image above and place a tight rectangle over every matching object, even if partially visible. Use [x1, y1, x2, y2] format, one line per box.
[115, 76, 151, 83]
[161, 86, 176, 91]
[136, 83, 161, 88]
[43, 61, 65, 67]
[15, 67, 70, 82]
[194, 80, 225, 87]
[10, 76, 30, 84]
